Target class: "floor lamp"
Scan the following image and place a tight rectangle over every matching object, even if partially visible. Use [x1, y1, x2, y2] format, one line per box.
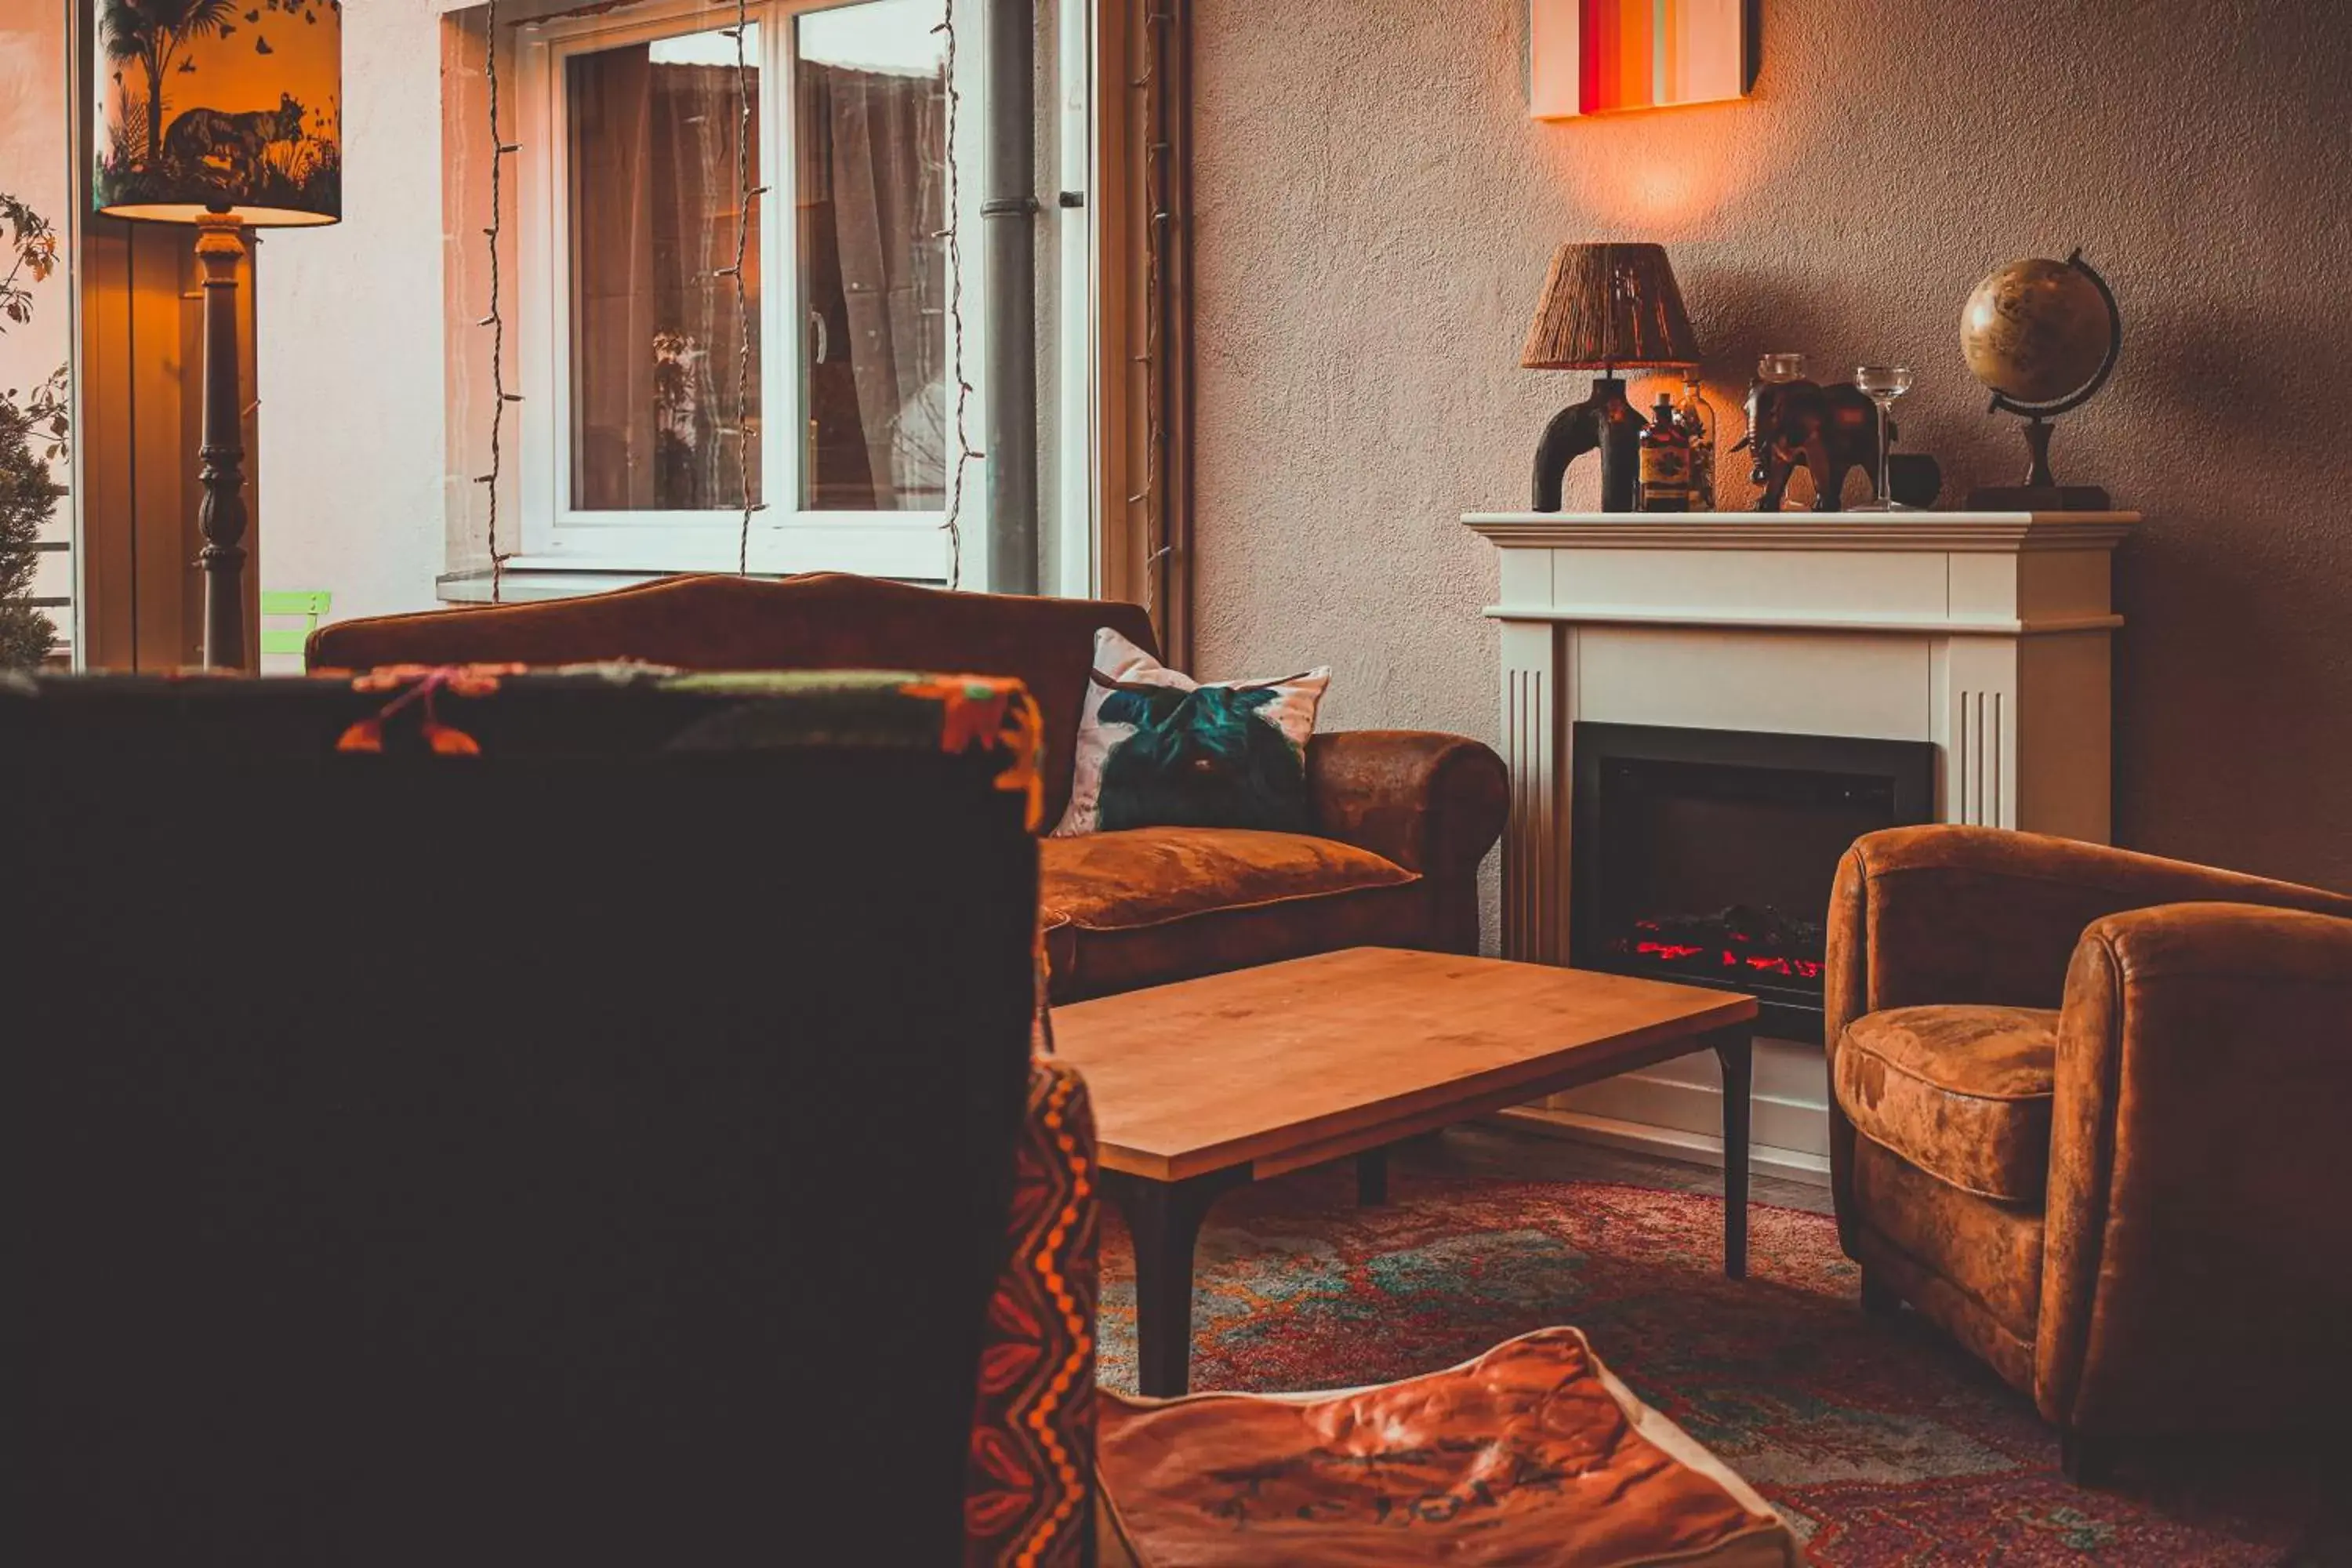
[94, 3, 341, 670]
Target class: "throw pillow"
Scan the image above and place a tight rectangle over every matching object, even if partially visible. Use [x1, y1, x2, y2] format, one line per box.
[1051, 628, 1328, 838]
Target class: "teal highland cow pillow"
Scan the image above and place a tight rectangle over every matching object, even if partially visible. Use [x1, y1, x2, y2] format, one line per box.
[1051, 628, 1329, 838]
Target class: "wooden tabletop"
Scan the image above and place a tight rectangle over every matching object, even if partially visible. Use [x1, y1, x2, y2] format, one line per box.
[1051, 948, 1757, 1182]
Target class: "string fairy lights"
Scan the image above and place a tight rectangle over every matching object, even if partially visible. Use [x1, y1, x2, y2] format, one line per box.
[1131, 7, 1173, 616]
[477, 0, 521, 603]
[720, 0, 767, 574]
[933, 3, 978, 590]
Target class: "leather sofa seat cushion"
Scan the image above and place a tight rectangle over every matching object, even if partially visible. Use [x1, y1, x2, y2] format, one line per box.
[1835, 1004, 2059, 1203]
[1040, 828, 1423, 1001]
[1095, 1327, 1802, 1567]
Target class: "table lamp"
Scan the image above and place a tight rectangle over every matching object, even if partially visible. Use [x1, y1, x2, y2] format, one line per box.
[95, 0, 342, 669]
[1521, 242, 1700, 513]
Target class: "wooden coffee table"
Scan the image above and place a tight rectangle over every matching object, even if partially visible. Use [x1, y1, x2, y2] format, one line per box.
[1053, 947, 1759, 1396]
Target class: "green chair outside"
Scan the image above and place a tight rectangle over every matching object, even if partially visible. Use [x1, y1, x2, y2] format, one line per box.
[259, 590, 332, 659]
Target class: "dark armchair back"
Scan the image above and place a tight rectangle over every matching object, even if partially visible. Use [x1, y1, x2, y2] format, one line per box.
[1, 670, 1040, 1564]
[308, 573, 1160, 827]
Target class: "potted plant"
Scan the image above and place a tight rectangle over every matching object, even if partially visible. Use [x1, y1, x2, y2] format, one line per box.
[0, 192, 67, 669]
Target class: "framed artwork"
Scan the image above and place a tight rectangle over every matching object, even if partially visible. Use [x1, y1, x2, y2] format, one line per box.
[1530, 0, 1751, 119]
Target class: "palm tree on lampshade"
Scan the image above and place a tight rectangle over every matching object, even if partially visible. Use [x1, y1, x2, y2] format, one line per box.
[101, 0, 238, 169]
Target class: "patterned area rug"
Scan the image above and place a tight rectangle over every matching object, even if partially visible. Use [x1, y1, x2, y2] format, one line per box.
[1097, 1164, 2333, 1566]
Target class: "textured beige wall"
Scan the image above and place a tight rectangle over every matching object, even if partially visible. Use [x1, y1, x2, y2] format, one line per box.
[256, 0, 449, 634]
[1191, 0, 2352, 891]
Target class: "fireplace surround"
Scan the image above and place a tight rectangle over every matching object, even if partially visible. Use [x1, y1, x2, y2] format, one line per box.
[1465, 508, 2136, 1178]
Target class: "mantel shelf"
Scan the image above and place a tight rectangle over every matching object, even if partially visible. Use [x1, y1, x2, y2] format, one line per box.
[1462, 511, 2139, 553]
[1481, 605, 2125, 637]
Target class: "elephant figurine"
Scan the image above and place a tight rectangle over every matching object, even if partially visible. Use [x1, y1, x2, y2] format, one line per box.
[1731, 379, 1885, 512]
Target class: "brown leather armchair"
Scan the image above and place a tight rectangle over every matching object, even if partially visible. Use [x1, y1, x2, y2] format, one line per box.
[1824, 826, 2352, 1482]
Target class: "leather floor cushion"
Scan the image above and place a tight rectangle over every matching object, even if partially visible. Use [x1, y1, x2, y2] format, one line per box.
[1835, 1004, 2060, 1203]
[1094, 1327, 1804, 1567]
[1041, 827, 1424, 1001]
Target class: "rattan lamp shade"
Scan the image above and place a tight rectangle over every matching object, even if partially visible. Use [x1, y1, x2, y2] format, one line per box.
[95, 0, 342, 227]
[1520, 242, 1700, 371]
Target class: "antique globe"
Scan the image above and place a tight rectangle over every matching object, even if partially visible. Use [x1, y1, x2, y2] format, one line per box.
[1958, 249, 2122, 505]
[1961, 255, 2115, 405]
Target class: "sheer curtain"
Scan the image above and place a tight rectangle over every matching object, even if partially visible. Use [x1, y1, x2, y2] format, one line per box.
[798, 54, 946, 512]
[568, 31, 760, 514]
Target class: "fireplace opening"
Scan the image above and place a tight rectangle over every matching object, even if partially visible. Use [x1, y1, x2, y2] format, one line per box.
[1570, 724, 1938, 1037]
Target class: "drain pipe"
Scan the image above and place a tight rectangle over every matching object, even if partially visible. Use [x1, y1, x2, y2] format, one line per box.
[982, 0, 1039, 593]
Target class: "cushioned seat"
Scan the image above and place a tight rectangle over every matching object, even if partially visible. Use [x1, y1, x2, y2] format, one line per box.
[1833, 1004, 2059, 1203]
[1094, 1327, 1804, 1567]
[1041, 827, 1423, 1001]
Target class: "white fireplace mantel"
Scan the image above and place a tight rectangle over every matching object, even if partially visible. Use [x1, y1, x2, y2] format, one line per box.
[1465, 509, 2137, 1179]
[1466, 510, 2137, 637]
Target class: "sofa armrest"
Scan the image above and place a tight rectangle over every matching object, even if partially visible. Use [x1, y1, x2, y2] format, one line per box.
[2036, 903, 2352, 1436]
[1305, 730, 1508, 953]
[1825, 826, 2351, 1051]
[1305, 730, 1508, 877]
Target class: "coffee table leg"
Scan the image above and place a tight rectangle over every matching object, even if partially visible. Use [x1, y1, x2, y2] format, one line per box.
[1103, 1167, 1249, 1397]
[1712, 1028, 1752, 1279]
[1356, 1148, 1388, 1206]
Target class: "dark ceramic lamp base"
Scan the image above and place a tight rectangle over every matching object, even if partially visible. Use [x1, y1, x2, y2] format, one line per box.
[1530, 375, 1647, 514]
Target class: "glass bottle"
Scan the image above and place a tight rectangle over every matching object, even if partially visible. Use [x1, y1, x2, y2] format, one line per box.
[1676, 372, 1717, 511]
[1637, 394, 1693, 513]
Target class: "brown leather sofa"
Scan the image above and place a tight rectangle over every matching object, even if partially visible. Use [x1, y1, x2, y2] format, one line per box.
[1824, 825, 2352, 1481]
[310, 573, 1508, 1002]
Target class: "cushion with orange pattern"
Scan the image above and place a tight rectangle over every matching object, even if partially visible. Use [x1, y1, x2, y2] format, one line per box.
[967, 1058, 1102, 1567]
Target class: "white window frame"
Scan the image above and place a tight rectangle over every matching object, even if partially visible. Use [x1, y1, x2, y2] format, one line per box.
[512, 0, 986, 585]
[1052, 0, 1097, 600]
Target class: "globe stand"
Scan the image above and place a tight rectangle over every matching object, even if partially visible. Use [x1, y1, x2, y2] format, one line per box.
[1966, 249, 2121, 512]
[1973, 416, 2111, 510]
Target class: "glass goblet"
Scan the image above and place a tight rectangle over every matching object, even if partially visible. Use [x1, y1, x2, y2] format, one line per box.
[1850, 365, 1915, 512]
[1756, 352, 1809, 384]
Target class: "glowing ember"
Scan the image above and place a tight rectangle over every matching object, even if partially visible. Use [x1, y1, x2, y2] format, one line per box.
[1605, 905, 1827, 989]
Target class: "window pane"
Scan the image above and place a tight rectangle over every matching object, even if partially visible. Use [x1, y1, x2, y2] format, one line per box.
[797, 0, 947, 513]
[568, 24, 761, 513]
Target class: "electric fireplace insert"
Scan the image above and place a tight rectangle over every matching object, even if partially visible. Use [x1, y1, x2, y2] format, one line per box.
[1570, 723, 1938, 1038]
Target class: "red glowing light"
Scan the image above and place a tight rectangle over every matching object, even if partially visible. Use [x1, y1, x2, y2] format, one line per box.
[1606, 910, 1827, 986]
[1742, 954, 1824, 979]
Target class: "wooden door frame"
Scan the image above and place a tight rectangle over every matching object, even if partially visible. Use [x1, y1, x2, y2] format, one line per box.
[1096, 0, 1192, 665]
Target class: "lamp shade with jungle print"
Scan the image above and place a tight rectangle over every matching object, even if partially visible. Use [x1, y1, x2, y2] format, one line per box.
[96, 0, 342, 226]
[94, 0, 342, 673]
